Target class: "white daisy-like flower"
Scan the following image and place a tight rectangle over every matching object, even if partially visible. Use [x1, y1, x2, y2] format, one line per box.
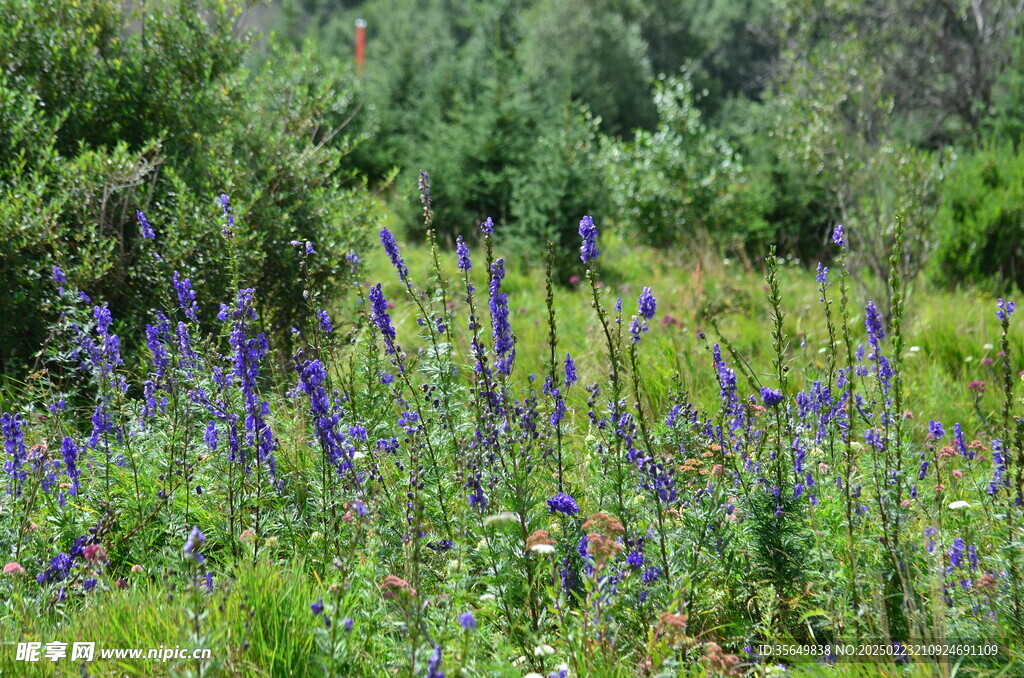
[948, 500, 971, 510]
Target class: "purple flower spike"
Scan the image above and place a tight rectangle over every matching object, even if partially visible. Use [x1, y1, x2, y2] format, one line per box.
[832, 224, 846, 249]
[137, 210, 155, 239]
[456, 236, 471, 271]
[761, 388, 784, 407]
[579, 215, 599, 263]
[638, 287, 656, 320]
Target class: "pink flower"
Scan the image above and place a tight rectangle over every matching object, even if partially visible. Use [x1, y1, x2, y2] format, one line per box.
[568, 275, 580, 285]
[952, 469, 963, 479]
[4, 562, 26, 575]
[84, 544, 107, 563]
[901, 499, 912, 508]
[131, 564, 144, 573]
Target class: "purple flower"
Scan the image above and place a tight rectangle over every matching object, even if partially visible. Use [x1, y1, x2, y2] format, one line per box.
[172, 272, 199, 322]
[37, 551, 76, 585]
[638, 287, 656, 320]
[865, 301, 885, 350]
[427, 645, 444, 678]
[183, 526, 206, 562]
[488, 259, 515, 375]
[369, 284, 397, 355]
[297, 359, 350, 474]
[459, 611, 476, 630]
[547, 492, 579, 515]
[137, 210, 155, 239]
[629, 316, 646, 343]
[83, 577, 97, 592]
[815, 263, 829, 284]
[226, 289, 279, 477]
[996, 298, 1016, 322]
[480, 217, 494, 236]
[954, 423, 969, 459]
[456, 235, 471, 271]
[419, 171, 432, 214]
[990, 439, 1007, 494]
[52, 265, 67, 285]
[219, 194, 235, 237]
[928, 420, 944, 438]
[2, 413, 28, 496]
[832, 224, 846, 249]
[642, 566, 661, 584]
[61, 437, 80, 496]
[317, 310, 333, 334]
[311, 598, 324, 615]
[949, 538, 966, 568]
[564, 354, 578, 387]
[626, 551, 644, 569]
[204, 421, 218, 452]
[579, 215, 599, 263]
[290, 240, 315, 255]
[380, 228, 409, 283]
[343, 618, 354, 631]
[761, 388, 784, 407]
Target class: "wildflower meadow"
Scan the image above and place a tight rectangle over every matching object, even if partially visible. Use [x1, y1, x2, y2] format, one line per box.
[1, 177, 1023, 677]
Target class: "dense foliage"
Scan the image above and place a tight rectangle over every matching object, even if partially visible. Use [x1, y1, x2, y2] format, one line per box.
[0, 0, 379, 374]
[279, 0, 1024, 295]
[3, 0, 1024, 673]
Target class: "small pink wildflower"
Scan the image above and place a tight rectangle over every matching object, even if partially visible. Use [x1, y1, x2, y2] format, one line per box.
[4, 562, 26, 575]
[84, 544, 107, 563]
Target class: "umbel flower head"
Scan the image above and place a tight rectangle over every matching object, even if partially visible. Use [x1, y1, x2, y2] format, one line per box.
[379, 574, 416, 599]
[526, 530, 556, 554]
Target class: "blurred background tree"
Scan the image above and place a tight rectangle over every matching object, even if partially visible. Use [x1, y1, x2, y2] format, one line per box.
[3, 0, 1024, 375]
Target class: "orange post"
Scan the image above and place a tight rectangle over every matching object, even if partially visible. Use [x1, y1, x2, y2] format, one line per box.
[355, 19, 366, 76]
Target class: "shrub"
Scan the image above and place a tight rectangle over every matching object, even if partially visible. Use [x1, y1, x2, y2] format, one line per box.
[601, 74, 770, 252]
[0, 1, 378, 373]
[932, 142, 1024, 292]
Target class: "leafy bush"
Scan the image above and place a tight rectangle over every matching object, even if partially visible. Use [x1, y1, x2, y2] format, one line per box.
[0, 0, 379, 372]
[601, 74, 771, 252]
[932, 142, 1024, 292]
